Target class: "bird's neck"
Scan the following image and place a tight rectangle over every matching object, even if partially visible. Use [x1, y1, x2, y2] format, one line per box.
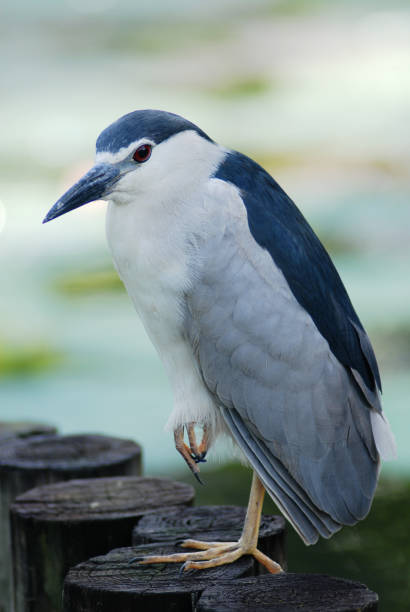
[105, 141, 228, 294]
[105, 181, 206, 311]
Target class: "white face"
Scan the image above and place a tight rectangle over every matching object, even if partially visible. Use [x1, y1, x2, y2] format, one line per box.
[44, 128, 227, 224]
[96, 130, 227, 205]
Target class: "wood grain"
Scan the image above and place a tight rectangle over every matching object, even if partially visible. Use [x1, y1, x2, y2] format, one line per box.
[11, 476, 194, 612]
[63, 543, 253, 612]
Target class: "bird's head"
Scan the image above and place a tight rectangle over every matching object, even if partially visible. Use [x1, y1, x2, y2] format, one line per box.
[43, 109, 220, 223]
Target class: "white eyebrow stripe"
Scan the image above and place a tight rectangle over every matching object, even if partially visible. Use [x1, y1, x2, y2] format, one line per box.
[95, 138, 155, 165]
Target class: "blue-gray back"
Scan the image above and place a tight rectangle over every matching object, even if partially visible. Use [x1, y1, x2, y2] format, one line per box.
[214, 151, 381, 395]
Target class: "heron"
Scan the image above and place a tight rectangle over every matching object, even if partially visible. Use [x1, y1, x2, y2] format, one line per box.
[44, 109, 396, 573]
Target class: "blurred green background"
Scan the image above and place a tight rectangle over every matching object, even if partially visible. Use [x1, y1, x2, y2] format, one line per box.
[1, 0, 409, 608]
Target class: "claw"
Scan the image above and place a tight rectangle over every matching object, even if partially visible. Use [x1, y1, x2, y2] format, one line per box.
[193, 454, 207, 464]
[193, 471, 205, 485]
[174, 539, 186, 547]
[178, 562, 188, 577]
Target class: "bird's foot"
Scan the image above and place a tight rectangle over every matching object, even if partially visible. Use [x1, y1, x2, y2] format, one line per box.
[135, 538, 283, 574]
[174, 423, 210, 484]
[187, 422, 209, 463]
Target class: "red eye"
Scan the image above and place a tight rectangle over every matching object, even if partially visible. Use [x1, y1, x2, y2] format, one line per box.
[132, 144, 152, 163]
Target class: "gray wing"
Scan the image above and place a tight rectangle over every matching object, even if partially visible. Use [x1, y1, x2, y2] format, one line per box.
[184, 188, 379, 545]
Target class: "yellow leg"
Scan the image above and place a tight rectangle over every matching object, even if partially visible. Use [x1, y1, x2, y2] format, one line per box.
[240, 470, 265, 549]
[137, 471, 284, 574]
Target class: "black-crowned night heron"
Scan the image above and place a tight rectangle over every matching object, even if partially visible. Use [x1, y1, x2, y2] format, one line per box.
[44, 110, 396, 573]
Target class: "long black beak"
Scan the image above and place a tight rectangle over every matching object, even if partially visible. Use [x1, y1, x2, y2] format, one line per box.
[43, 163, 121, 223]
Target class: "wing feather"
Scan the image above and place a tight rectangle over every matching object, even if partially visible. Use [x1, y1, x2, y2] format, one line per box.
[214, 151, 381, 397]
[222, 406, 342, 544]
[184, 179, 383, 543]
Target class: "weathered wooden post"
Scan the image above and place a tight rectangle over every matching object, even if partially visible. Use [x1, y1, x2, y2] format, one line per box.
[63, 543, 253, 612]
[0, 433, 141, 612]
[195, 574, 379, 611]
[0, 425, 58, 612]
[11, 476, 194, 612]
[132, 505, 286, 572]
[63, 548, 380, 611]
[0, 421, 57, 612]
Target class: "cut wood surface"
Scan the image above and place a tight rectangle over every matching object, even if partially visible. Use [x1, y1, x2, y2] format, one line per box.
[0, 434, 141, 612]
[12, 475, 194, 522]
[63, 543, 254, 612]
[196, 573, 379, 611]
[11, 476, 194, 612]
[133, 504, 286, 570]
[0, 433, 141, 474]
[0, 421, 57, 442]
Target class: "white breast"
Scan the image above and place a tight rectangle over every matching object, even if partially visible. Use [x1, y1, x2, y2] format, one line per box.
[106, 191, 191, 348]
[105, 131, 227, 438]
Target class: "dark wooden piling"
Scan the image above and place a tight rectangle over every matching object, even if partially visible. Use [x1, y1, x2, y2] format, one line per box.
[11, 476, 194, 612]
[132, 505, 286, 572]
[0, 421, 57, 442]
[63, 543, 254, 612]
[0, 422, 56, 612]
[0, 433, 141, 612]
[196, 574, 379, 611]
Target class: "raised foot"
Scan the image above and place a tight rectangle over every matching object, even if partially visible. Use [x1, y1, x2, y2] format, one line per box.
[136, 538, 283, 574]
[174, 423, 210, 484]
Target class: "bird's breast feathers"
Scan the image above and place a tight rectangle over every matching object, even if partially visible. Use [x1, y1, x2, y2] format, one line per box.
[104, 168, 236, 435]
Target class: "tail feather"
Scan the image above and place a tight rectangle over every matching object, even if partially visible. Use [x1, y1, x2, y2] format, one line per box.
[222, 406, 342, 545]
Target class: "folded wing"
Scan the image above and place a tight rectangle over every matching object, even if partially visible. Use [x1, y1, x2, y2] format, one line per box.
[184, 171, 393, 544]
